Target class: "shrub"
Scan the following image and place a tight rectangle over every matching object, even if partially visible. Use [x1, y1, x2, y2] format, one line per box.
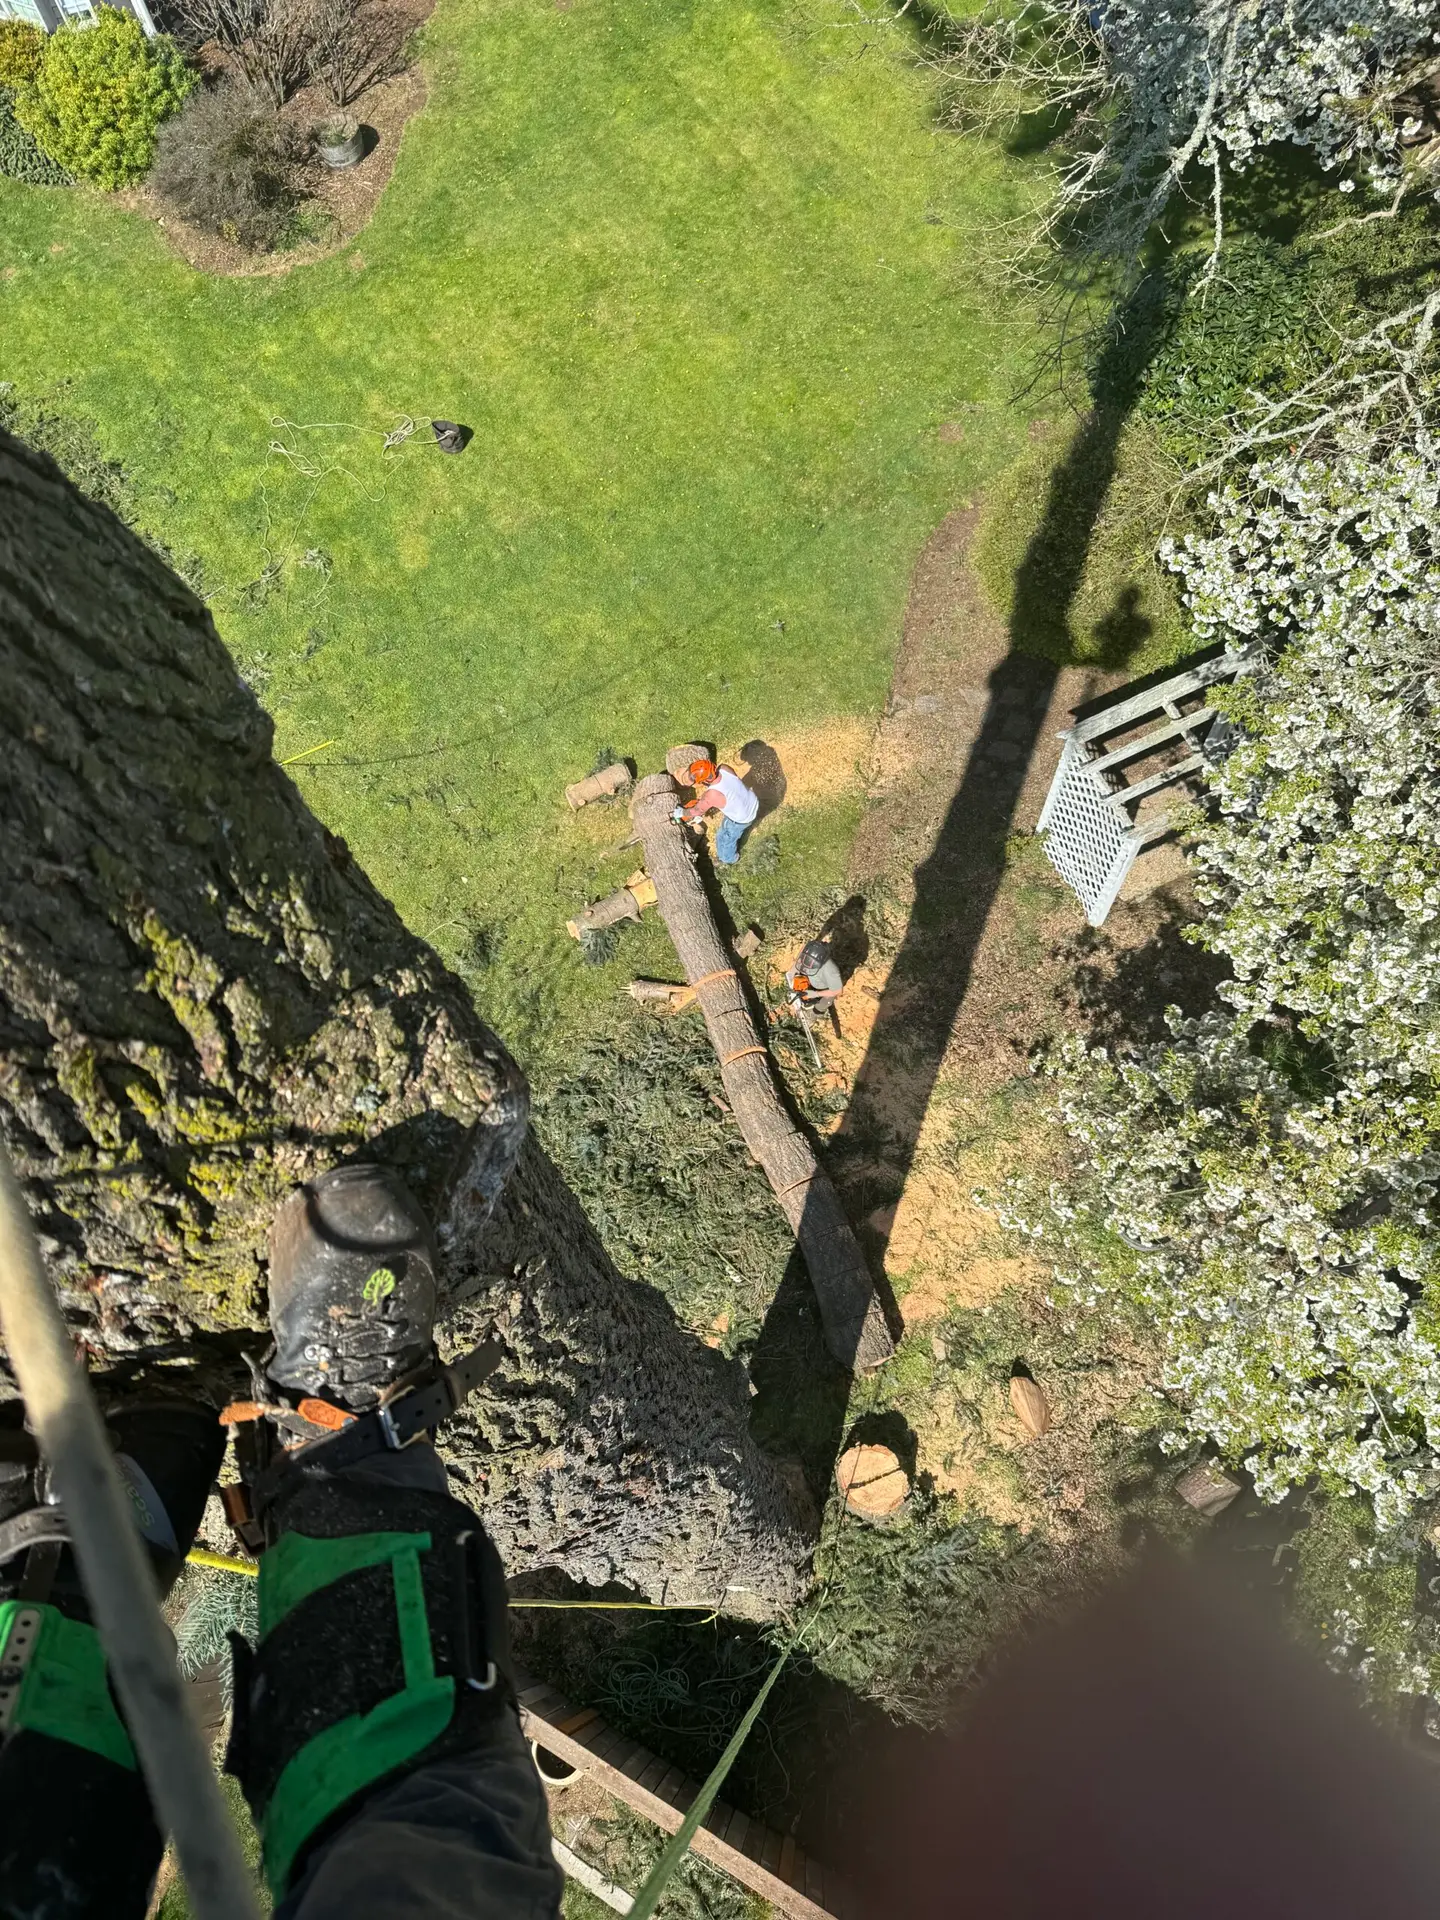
[151, 81, 309, 250]
[14, 8, 193, 189]
[167, 0, 314, 108]
[0, 86, 72, 185]
[1007, 436, 1440, 1530]
[307, 0, 409, 110]
[0, 19, 43, 88]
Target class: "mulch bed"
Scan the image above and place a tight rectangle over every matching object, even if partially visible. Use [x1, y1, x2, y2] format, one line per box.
[121, 2, 431, 277]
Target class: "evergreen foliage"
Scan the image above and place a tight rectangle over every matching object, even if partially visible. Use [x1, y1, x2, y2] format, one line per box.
[13, 7, 193, 189]
[0, 20, 44, 87]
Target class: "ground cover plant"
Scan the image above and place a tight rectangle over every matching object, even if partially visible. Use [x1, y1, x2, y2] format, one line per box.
[0, 0, 1052, 1082]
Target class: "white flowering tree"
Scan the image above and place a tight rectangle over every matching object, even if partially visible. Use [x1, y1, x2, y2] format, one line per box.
[1012, 431, 1440, 1528]
[940, 0, 1440, 286]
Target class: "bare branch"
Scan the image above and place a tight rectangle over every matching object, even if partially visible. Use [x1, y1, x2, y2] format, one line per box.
[169, 0, 316, 107]
[307, 0, 410, 111]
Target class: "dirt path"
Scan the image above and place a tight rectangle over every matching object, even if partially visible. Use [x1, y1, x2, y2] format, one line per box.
[790, 506, 1220, 1538]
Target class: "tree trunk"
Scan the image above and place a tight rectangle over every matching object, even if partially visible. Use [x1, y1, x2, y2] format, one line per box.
[0, 430, 809, 1613]
[631, 774, 893, 1372]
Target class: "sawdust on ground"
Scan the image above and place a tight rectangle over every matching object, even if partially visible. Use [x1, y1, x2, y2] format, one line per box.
[796, 507, 1199, 1547]
[727, 719, 871, 814]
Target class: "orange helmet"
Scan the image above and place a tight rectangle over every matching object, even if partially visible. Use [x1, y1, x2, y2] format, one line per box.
[687, 758, 718, 787]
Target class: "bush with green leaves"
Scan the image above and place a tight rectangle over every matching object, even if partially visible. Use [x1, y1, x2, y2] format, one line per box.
[0, 19, 44, 88]
[14, 7, 193, 189]
[0, 86, 72, 185]
[151, 80, 310, 250]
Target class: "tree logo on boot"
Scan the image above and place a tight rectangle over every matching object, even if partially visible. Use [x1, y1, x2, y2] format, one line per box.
[363, 1266, 397, 1306]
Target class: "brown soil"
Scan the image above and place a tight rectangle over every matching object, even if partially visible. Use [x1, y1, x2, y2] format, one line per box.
[123, 14, 430, 278]
[729, 719, 870, 815]
[794, 507, 1217, 1547]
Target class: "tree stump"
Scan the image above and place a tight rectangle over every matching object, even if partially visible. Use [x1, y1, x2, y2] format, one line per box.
[1175, 1461, 1242, 1518]
[631, 772, 893, 1371]
[836, 1443, 909, 1519]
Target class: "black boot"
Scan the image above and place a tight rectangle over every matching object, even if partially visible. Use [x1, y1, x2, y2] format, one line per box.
[266, 1160, 441, 1414]
[226, 1164, 522, 1904]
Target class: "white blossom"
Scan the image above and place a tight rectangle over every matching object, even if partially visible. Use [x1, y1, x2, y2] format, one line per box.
[1009, 434, 1440, 1522]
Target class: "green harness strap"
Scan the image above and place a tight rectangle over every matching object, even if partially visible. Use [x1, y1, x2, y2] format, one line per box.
[257, 1531, 456, 1896]
[0, 1600, 136, 1771]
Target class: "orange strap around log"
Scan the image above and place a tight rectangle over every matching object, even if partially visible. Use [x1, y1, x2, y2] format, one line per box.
[720, 1045, 769, 1068]
[691, 967, 737, 991]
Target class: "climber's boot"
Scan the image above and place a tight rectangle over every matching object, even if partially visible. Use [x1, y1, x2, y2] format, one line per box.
[225, 1164, 520, 1904]
[0, 1399, 226, 1919]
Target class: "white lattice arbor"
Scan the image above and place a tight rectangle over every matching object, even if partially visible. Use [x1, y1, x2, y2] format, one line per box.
[1037, 645, 1258, 924]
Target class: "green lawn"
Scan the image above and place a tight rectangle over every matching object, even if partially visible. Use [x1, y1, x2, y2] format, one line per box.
[0, 0, 1046, 1073]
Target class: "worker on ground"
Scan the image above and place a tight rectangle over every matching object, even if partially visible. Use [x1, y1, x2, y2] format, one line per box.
[674, 757, 760, 866]
[784, 937, 846, 1043]
[0, 1163, 563, 1920]
[786, 937, 844, 1012]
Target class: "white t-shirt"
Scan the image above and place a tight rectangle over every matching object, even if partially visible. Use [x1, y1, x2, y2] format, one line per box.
[711, 767, 759, 824]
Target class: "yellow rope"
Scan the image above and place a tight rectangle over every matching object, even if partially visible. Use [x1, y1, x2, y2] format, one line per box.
[186, 1548, 257, 1577]
[279, 739, 337, 767]
[184, 1549, 716, 1611]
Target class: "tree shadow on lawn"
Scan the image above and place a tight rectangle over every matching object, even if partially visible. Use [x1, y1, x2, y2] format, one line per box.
[823, 386, 1154, 1275]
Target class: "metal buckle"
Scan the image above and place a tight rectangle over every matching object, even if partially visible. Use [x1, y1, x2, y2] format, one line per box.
[0, 1605, 43, 1740]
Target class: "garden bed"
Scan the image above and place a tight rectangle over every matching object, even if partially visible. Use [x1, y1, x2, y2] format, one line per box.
[130, 59, 427, 274]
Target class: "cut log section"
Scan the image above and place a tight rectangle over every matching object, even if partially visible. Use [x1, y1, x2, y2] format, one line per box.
[666, 743, 713, 782]
[566, 762, 633, 809]
[627, 979, 698, 1013]
[836, 1444, 909, 1519]
[631, 772, 893, 1371]
[1009, 1373, 1052, 1438]
[567, 871, 657, 940]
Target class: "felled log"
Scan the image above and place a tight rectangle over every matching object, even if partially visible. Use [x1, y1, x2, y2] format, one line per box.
[566, 871, 657, 940]
[565, 762, 632, 810]
[631, 772, 893, 1371]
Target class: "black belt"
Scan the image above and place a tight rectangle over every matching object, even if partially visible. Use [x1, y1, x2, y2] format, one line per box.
[259, 1335, 505, 1495]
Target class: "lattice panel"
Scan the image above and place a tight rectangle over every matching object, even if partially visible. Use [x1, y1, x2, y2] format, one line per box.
[1039, 744, 1129, 919]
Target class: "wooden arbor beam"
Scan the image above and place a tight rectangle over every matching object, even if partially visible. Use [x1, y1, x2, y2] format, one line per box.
[631, 773, 892, 1372]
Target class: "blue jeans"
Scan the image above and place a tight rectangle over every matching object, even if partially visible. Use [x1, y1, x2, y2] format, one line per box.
[715, 815, 748, 865]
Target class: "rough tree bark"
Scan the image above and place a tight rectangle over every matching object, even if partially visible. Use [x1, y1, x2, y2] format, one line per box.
[632, 773, 893, 1372]
[0, 430, 809, 1613]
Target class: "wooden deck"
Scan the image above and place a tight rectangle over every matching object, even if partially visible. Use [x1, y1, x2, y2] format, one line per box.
[517, 1668, 851, 1919]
